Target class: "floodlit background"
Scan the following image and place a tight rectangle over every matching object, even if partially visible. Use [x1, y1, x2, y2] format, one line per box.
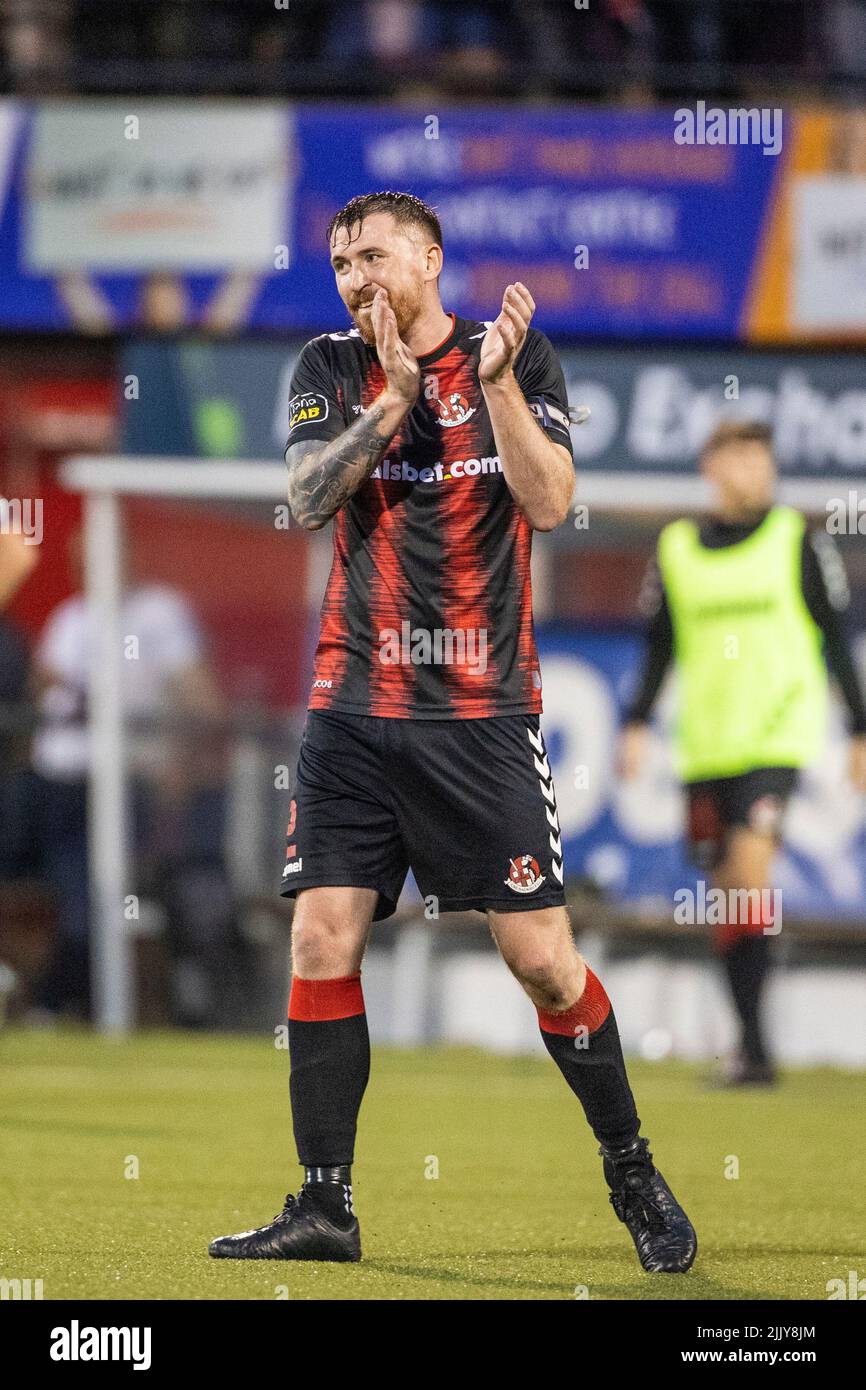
[1, 0, 865, 1069]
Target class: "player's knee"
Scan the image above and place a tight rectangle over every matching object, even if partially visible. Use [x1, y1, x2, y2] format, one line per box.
[507, 943, 586, 1010]
[291, 915, 357, 976]
[507, 944, 563, 993]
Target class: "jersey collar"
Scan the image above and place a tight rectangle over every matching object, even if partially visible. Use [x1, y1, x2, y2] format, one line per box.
[416, 313, 459, 366]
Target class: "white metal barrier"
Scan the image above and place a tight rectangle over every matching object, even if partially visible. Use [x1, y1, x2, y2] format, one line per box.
[61, 455, 860, 1034]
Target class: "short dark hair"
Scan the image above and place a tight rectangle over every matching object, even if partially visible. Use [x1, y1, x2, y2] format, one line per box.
[701, 419, 774, 461]
[326, 191, 443, 252]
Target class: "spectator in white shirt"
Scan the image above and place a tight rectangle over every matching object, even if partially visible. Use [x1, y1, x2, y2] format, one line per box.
[8, 527, 229, 1022]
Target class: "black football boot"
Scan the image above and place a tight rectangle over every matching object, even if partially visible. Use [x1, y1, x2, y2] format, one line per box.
[601, 1136, 697, 1273]
[208, 1185, 361, 1262]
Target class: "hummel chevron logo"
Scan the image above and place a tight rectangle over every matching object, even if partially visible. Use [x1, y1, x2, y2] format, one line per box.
[527, 728, 545, 755]
[525, 723, 563, 885]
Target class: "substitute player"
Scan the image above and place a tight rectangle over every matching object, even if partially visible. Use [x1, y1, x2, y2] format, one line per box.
[620, 420, 866, 1086]
[209, 191, 696, 1272]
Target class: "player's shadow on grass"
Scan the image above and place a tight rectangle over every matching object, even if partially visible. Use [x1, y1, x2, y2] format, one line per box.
[579, 1278, 784, 1301]
[364, 1250, 795, 1299]
[362, 1256, 577, 1296]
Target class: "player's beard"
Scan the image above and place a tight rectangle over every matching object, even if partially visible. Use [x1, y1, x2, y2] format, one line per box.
[350, 280, 424, 347]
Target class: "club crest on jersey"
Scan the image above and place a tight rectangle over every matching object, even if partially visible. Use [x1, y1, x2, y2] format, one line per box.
[431, 392, 476, 428]
[505, 854, 546, 894]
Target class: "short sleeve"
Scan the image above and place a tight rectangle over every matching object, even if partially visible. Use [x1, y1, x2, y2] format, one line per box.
[514, 329, 574, 456]
[804, 528, 851, 615]
[638, 553, 666, 622]
[284, 339, 346, 456]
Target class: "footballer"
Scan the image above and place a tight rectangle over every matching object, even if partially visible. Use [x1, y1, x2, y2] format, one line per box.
[208, 191, 697, 1273]
[620, 420, 866, 1086]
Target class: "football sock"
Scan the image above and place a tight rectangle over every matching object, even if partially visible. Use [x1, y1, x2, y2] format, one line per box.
[537, 966, 640, 1149]
[713, 895, 773, 1068]
[288, 973, 370, 1169]
[302, 1164, 355, 1229]
[721, 933, 771, 1068]
[712, 888, 773, 954]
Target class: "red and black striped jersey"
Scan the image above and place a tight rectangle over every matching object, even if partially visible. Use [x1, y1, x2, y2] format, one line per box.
[285, 313, 573, 719]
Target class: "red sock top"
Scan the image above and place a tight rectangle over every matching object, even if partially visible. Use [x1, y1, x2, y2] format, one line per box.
[288, 973, 365, 1022]
[537, 966, 611, 1036]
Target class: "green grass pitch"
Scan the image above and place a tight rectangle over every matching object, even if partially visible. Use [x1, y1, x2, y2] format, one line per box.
[1, 1027, 863, 1301]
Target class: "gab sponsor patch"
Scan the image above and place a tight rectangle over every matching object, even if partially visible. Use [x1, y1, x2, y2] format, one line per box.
[289, 392, 329, 429]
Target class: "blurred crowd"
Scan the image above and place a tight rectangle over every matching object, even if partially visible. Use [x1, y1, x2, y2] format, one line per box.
[0, 516, 274, 1029]
[2, 0, 865, 101]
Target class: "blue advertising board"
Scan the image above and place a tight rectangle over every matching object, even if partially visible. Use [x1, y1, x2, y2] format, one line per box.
[0, 100, 780, 339]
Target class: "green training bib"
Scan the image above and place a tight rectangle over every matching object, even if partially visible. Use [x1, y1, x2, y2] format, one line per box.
[657, 506, 827, 780]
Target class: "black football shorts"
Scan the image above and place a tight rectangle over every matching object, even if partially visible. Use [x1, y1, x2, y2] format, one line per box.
[279, 710, 567, 920]
[685, 765, 799, 871]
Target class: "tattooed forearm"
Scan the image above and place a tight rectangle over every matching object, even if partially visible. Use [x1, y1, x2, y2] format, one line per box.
[286, 404, 395, 530]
